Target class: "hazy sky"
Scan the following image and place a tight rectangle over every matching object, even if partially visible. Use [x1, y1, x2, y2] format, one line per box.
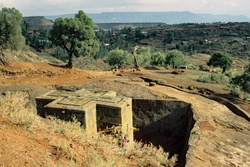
[1, 0, 250, 17]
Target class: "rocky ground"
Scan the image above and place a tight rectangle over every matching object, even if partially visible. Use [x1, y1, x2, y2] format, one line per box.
[0, 62, 249, 166]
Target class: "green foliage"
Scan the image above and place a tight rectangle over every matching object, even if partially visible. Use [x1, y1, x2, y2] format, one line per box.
[230, 84, 242, 97]
[163, 32, 174, 44]
[148, 30, 157, 38]
[92, 22, 250, 60]
[188, 42, 200, 52]
[225, 70, 241, 79]
[0, 7, 26, 51]
[199, 65, 210, 71]
[136, 47, 152, 66]
[198, 73, 230, 84]
[207, 52, 232, 73]
[107, 49, 133, 69]
[134, 28, 145, 41]
[231, 64, 250, 93]
[49, 10, 99, 68]
[245, 64, 250, 73]
[25, 28, 52, 51]
[197, 75, 211, 83]
[165, 50, 187, 68]
[150, 52, 165, 66]
[95, 29, 134, 59]
[52, 47, 68, 62]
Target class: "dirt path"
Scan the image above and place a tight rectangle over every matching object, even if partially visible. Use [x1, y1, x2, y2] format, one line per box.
[137, 83, 250, 167]
[0, 62, 112, 86]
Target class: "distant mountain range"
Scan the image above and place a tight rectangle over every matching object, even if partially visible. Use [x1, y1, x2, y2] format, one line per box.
[44, 11, 250, 24]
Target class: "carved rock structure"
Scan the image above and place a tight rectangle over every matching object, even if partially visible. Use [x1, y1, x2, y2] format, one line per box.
[36, 89, 196, 166]
[36, 89, 134, 148]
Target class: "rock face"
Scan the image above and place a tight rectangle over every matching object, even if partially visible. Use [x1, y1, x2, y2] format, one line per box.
[142, 84, 250, 167]
[132, 99, 194, 167]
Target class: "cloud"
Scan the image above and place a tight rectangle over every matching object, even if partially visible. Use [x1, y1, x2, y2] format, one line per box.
[1, 0, 250, 17]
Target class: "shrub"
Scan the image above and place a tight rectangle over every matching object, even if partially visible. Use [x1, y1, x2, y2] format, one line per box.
[230, 85, 243, 97]
[225, 70, 241, 79]
[207, 51, 232, 73]
[136, 47, 152, 66]
[107, 49, 133, 69]
[231, 64, 250, 93]
[0, 92, 38, 128]
[220, 75, 230, 83]
[47, 116, 87, 143]
[199, 65, 210, 71]
[52, 47, 68, 62]
[131, 142, 177, 167]
[198, 75, 211, 83]
[198, 74, 229, 84]
[165, 50, 188, 69]
[210, 73, 220, 81]
[150, 52, 165, 66]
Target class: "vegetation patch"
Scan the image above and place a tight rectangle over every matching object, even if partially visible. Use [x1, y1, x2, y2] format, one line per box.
[198, 73, 230, 84]
[0, 92, 38, 128]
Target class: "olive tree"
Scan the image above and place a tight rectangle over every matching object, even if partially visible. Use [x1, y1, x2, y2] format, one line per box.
[49, 10, 99, 68]
[0, 7, 26, 65]
[207, 52, 232, 73]
[165, 50, 187, 68]
[150, 52, 165, 66]
[107, 49, 132, 69]
[136, 47, 152, 66]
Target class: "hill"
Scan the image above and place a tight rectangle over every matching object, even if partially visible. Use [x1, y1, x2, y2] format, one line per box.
[22, 16, 53, 30]
[22, 14, 250, 60]
[45, 11, 250, 24]
[91, 22, 250, 60]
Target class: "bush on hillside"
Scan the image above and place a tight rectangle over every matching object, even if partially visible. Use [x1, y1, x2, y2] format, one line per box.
[150, 52, 166, 66]
[136, 47, 152, 66]
[165, 50, 188, 69]
[207, 52, 232, 73]
[198, 73, 229, 84]
[231, 64, 250, 93]
[107, 49, 133, 69]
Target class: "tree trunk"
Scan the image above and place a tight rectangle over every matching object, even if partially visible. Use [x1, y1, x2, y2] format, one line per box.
[133, 55, 140, 70]
[66, 52, 73, 68]
[0, 52, 9, 66]
[222, 67, 226, 73]
[133, 45, 140, 71]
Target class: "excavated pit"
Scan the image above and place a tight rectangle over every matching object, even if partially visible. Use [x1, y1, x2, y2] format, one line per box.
[132, 99, 195, 167]
[35, 88, 195, 167]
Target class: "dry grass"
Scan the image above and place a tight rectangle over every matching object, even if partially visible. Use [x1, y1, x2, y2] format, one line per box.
[47, 116, 87, 143]
[0, 92, 177, 167]
[0, 92, 39, 129]
[131, 142, 177, 167]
